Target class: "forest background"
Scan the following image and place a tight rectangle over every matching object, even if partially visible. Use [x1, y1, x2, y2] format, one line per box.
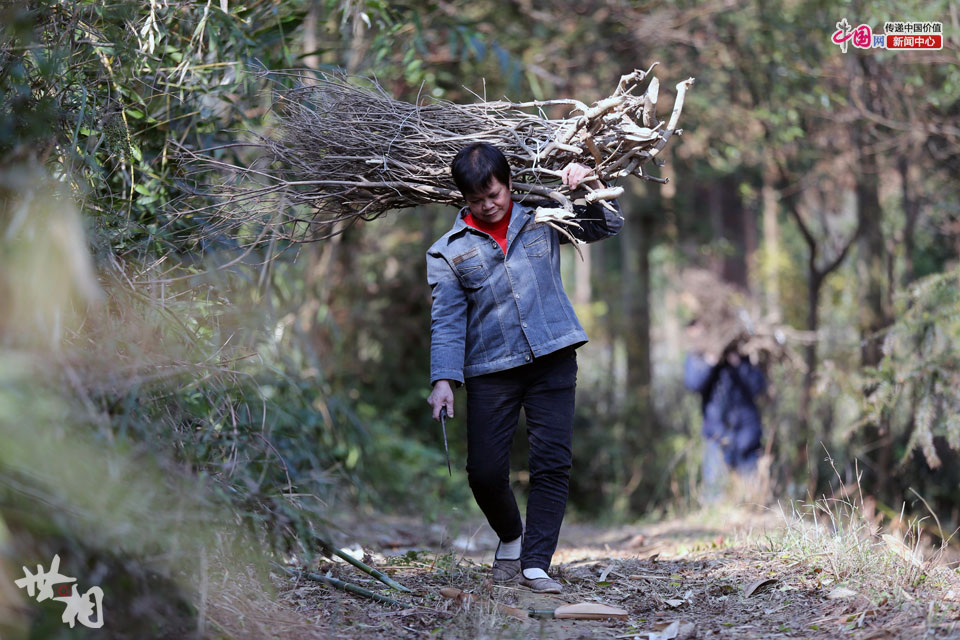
[1, 0, 959, 636]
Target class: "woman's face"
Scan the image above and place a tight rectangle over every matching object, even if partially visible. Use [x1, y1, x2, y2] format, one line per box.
[464, 177, 512, 224]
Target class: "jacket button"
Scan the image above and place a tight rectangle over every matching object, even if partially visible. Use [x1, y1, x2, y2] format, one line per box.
[515, 293, 520, 299]
[525, 355, 531, 361]
[522, 322, 528, 328]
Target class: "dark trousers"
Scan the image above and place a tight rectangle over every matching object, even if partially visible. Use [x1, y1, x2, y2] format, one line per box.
[464, 347, 577, 571]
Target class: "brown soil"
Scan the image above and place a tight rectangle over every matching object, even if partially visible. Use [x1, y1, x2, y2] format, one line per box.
[266, 506, 960, 639]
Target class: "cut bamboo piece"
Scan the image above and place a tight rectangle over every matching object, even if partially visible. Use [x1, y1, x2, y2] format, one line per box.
[277, 565, 407, 607]
[531, 602, 629, 620]
[315, 535, 412, 593]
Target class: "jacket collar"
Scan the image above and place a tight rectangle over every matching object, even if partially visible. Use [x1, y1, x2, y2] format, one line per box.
[449, 201, 533, 252]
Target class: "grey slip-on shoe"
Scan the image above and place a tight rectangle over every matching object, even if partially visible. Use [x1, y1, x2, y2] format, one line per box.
[492, 558, 521, 583]
[519, 575, 562, 594]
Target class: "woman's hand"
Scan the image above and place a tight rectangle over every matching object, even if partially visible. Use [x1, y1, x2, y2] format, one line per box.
[561, 162, 603, 190]
[428, 380, 455, 421]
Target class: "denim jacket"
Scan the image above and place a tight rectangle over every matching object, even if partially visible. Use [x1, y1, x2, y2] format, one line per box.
[683, 352, 766, 441]
[427, 198, 623, 384]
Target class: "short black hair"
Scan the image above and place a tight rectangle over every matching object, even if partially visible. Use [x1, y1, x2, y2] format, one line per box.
[450, 142, 511, 197]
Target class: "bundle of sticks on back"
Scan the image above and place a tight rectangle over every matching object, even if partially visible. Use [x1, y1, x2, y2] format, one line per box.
[179, 64, 694, 241]
[680, 269, 814, 370]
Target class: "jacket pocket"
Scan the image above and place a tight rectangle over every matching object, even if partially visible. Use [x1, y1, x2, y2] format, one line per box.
[521, 226, 549, 258]
[452, 248, 488, 288]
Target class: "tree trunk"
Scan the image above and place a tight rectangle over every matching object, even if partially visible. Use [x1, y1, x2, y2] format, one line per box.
[743, 183, 758, 294]
[707, 182, 724, 277]
[302, 1, 321, 70]
[898, 153, 919, 285]
[762, 162, 781, 320]
[720, 177, 748, 289]
[620, 198, 653, 516]
[851, 54, 893, 497]
[802, 272, 821, 428]
[852, 59, 890, 368]
[623, 209, 651, 396]
[802, 269, 823, 493]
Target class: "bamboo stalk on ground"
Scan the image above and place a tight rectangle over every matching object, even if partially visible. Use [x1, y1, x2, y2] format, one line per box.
[314, 535, 412, 593]
[276, 564, 408, 607]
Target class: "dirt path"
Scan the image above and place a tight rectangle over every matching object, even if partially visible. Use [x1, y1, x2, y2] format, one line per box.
[270, 506, 960, 639]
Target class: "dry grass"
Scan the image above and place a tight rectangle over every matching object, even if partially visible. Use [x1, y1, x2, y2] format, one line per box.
[757, 457, 960, 636]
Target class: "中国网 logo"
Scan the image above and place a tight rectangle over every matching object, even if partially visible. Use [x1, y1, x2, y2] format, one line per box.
[832, 19, 943, 52]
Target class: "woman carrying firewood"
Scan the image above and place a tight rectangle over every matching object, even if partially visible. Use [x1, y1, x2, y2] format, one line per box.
[425, 142, 623, 594]
[683, 319, 766, 502]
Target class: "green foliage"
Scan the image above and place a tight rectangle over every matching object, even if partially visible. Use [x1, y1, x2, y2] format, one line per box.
[867, 267, 960, 469]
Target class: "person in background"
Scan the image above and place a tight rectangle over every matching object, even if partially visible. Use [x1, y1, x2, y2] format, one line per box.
[683, 320, 766, 499]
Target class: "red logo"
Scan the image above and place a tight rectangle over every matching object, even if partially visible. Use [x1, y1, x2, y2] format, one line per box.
[851, 24, 872, 48]
[887, 34, 942, 49]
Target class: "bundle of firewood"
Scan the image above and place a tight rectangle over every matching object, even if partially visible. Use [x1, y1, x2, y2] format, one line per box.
[179, 64, 693, 240]
[679, 269, 814, 369]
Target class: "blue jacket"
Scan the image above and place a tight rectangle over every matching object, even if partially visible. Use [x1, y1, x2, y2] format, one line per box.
[427, 199, 623, 384]
[683, 352, 766, 467]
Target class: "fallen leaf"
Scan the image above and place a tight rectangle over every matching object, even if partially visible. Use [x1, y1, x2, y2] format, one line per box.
[744, 578, 777, 597]
[599, 564, 615, 582]
[844, 609, 876, 622]
[648, 620, 680, 640]
[676, 622, 697, 640]
[882, 534, 924, 567]
[827, 586, 858, 599]
[647, 620, 695, 639]
[855, 611, 866, 628]
[626, 533, 647, 548]
[664, 599, 685, 608]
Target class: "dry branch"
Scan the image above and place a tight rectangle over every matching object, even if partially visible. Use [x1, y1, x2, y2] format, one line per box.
[179, 65, 694, 241]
